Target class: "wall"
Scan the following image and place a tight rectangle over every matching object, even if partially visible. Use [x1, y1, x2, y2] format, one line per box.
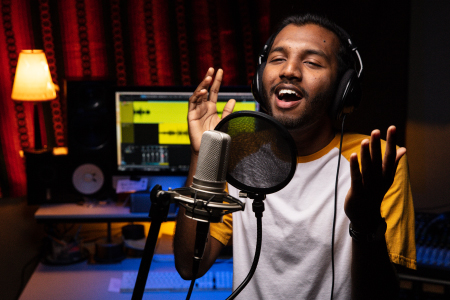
[406, 0, 450, 213]
[0, 198, 44, 300]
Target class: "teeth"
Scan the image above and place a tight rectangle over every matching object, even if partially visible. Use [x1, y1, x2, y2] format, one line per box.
[278, 89, 299, 97]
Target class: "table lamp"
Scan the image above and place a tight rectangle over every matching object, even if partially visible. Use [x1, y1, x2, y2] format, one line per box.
[11, 49, 57, 151]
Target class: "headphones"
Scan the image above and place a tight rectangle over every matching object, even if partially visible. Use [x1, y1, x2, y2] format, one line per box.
[251, 25, 363, 120]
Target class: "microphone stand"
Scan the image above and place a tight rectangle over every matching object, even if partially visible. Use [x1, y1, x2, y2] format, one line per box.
[131, 185, 171, 300]
[226, 192, 265, 300]
[131, 184, 245, 300]
[185, 220, 210, 299]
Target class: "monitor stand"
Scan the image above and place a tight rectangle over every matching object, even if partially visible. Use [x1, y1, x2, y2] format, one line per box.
[93, 222, 126, 263]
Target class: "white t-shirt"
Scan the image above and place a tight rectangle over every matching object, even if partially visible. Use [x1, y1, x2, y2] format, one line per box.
[210, 133, 416, 299]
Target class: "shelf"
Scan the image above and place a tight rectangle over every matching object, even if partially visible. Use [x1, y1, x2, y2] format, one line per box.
[35, 202, 176, 223]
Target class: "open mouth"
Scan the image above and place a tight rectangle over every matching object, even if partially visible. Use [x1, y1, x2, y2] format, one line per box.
[277, 88, 302, 101]
[272, 85, 304, 109]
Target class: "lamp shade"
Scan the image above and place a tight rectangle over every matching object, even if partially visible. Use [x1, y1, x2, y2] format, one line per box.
[11, 50, 56, 101]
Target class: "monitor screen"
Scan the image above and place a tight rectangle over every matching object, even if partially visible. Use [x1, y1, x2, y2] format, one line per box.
[114, 87, 259, 175]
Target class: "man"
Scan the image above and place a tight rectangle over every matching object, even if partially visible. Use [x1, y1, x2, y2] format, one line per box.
[174, 14, 416, 299]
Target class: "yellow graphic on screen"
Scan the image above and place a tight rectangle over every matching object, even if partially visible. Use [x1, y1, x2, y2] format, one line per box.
[159, 123, 189, 144]
[120, 100, 256, 145]
[216, 102, 256, 118]
[133, 102, 187, 123]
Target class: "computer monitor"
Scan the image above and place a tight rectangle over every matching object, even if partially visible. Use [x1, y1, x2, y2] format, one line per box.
[114, 87, 259, 176]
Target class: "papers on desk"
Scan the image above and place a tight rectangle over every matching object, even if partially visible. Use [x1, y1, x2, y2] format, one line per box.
[108, 278, 122, 293]
[116, 178, 148, 193]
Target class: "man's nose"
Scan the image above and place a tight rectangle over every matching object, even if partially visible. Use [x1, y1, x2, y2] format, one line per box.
[280, 59, 302, 80]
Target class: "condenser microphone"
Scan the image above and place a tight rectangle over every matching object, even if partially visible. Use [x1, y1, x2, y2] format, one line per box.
[133, 130, 242, 300]
[187, 130, 232, 276]
[184, 130, 232, 223]
[149, 129, 243, 223]
[193, 130, 231, 191]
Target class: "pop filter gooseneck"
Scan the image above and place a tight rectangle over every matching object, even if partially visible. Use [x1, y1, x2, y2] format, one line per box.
[215, 110, 298, 299]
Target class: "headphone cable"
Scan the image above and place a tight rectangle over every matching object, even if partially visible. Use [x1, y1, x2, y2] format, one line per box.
[330, 114, 347, 300]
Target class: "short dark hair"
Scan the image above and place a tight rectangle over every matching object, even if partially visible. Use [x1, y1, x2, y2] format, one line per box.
[269, 14, 355, 79]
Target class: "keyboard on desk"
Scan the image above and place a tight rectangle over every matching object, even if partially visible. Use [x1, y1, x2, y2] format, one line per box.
[120, 270, 233, 292]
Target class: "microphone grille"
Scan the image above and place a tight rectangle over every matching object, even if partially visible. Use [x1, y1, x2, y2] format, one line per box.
[194, 130, 231, 182]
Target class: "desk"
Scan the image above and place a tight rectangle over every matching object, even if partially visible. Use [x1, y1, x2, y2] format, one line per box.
[34, 202, 177, 223]
[19, 256, 233, 300]
[29, 202, 232, 299]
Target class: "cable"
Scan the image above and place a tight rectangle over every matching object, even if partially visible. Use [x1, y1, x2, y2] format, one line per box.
[186, 277, 196, 300]
[226, 197, 264, 300]
[330, 114, 347, 300]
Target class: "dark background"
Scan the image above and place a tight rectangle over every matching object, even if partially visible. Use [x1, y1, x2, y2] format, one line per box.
[271, 0, 411, 146]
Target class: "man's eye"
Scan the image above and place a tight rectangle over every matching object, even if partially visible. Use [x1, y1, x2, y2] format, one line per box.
[305, 61, 321, 67]
[269, 57, 284, 63]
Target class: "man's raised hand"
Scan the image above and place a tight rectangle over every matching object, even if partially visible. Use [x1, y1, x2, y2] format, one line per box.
[344, 126, 406, 231]
[188, 68, 235, 155]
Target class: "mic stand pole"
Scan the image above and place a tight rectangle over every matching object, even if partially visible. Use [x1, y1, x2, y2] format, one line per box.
[185, 220, 210, 300]
[226, 192, 265, 300]
[132, 185, 170, 300]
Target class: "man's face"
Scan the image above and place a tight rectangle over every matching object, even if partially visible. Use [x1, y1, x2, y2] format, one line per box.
[262, 24, 340, 129]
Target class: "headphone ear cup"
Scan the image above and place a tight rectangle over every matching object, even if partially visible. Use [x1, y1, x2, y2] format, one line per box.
[331, 69, 361, 120]
[251, 61, 267, 111]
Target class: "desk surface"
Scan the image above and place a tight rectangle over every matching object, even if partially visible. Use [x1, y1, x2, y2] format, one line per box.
[35, 202, 177, 223]
[19, 256, 233, 300]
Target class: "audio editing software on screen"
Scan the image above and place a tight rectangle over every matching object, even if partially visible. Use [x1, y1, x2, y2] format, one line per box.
[115, 91, 257, 174]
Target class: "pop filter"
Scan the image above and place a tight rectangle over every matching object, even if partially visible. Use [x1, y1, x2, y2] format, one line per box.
[215, 111, 297, 194]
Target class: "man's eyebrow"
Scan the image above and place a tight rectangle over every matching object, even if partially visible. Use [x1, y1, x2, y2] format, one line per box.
[304, 48, 328, 59]
[269, 46, 330, 61]
[269, 46, 285, 54]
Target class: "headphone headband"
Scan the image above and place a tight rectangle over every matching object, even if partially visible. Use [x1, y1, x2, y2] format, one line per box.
[335, 26, 363, 78]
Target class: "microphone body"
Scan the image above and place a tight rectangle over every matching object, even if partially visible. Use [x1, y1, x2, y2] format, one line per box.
[186, 130, 232, 222]
[193, 130, 230, 190]
[150, 130, 244, 223]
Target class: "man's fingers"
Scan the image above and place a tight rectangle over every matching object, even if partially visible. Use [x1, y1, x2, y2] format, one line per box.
[196, 68, 214, 94]
[370, 130, 382, 174]
[383, 126, 399, 175]
[360, 139, 372, 183]
[188, 68, 215, 111]
[221, 99, 236, 119]
[208, 69, 223, 104]
[349, 153, 363, 193]
[188, 88, 208, 112]
[396, 147, 406, 163]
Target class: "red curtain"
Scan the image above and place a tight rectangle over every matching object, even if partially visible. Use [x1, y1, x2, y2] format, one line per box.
[0, 0, 270, 198]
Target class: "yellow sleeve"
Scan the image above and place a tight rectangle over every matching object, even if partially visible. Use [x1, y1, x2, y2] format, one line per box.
[210, 213, 233, 246]
[381, 154, 417, 269]
[209, 183, 233, 246]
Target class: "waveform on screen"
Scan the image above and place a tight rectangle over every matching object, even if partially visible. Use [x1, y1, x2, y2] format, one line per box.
[159, 124, 189, 145]
[159, 130, 189, 145]
[133, 108, 151, 115]
[159, 130, 189, 136]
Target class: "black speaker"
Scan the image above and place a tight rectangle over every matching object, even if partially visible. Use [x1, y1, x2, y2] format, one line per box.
[25, 150, 72, 205]
[65, 79, 116, 199]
